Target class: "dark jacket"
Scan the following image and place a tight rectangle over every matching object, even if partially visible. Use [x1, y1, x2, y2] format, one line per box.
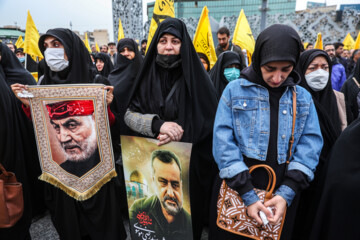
[216, 41, 246, 67]
[129, 195, 192, 240]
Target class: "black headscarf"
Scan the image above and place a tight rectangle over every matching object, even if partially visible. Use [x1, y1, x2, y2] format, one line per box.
[241, 24, 302, 87]
[108, 38, 143, 135]
[0, 43, 36, 86]
[94, 52, 114, 78]
[197, 52, 210, 72]
[38, 28, 94, 85]
[210, 51, 243, 97]
[128, 18, 218, 143]
[297, 49, 341, 151]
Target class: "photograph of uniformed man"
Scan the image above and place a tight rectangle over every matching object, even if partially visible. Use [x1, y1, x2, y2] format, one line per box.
[129, 149, 192, 240]
[45, 100, 100, 177]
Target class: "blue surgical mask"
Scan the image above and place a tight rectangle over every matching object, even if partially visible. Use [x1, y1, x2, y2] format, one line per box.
[18, 57, 25, 63]
[224, 67, 240, 82]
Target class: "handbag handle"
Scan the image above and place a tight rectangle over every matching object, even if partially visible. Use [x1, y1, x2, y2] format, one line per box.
[0, 163, 10, 177]
[249, 164, 276, 201]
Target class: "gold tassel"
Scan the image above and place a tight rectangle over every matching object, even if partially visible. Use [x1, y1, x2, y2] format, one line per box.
[39, 170, 117, 201]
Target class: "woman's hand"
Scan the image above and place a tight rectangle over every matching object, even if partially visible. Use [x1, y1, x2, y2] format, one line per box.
[159, 122, 184, 142]
[264, 195, 287, 225]
[104, 86, 114, 106]
[11, 83, 30, 107]
[157, 133, 171, 146]
[246, 200, 273, 225]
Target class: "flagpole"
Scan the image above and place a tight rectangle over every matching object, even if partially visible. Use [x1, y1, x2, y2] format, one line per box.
[25, 53, 28, 69]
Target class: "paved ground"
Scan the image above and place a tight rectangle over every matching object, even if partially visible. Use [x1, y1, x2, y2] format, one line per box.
[30, 212, 208, 239]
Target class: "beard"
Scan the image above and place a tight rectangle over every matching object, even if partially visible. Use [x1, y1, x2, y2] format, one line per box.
[159, 194, 182, 216]
[219, 42, 228, 49]
[61, 122, 98, 162]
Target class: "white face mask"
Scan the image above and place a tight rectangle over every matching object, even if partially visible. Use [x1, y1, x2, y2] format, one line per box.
[305, 69, 329, 92]
[44, 48, 69, 72]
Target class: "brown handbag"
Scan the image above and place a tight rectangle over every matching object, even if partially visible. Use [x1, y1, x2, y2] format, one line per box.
[216, 88, 297, 240]
[0, 163, 24, 228]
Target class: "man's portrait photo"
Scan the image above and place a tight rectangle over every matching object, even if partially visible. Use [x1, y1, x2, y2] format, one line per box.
[45, 100, 100, 177]
[121, 136, 193, 240]
[26, 85, 116, 201]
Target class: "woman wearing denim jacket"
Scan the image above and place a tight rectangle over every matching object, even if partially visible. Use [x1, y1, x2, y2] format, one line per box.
[209, 24, 323, 239]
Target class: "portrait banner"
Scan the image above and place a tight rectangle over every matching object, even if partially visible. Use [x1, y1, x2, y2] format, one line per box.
[121, 135, 194, 240]
[27, 84, 116, 201]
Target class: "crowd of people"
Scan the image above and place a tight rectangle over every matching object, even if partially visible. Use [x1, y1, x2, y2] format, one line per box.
[1, 17, 360, 240]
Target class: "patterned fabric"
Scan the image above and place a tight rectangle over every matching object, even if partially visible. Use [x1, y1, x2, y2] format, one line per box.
[124, 109, 158, 137]
[217, 180, 286, 240]
[27, 84, 117, 201]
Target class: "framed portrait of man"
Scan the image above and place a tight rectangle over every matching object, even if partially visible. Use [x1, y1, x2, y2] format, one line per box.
[27, 84, 116, 201]
[121, 135, 193, 240]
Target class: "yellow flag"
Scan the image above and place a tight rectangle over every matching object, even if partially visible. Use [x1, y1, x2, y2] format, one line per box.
[354, 31, 360, 49]
[193, 6, 217, 69]
[303, 42, 309, 49]
[232, 9, 255, 66]
[84, 33, 91, 53]
[24, 11, 43, 61]
[118, 18, 125, 42]
[343, 33, 355, 50]
[314, 33, 323, 50]
[146, 0, 175, 53]
[15, 35, 24, 49]
[95, 42, 100, 52]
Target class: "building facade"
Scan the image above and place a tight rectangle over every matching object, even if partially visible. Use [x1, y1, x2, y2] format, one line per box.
[147, 0, 296, 22]
[92, 29, 109, 46]
[111, 0, 143, 42]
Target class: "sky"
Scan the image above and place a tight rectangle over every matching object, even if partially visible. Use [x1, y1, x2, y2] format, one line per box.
[0, 0, 359, 41]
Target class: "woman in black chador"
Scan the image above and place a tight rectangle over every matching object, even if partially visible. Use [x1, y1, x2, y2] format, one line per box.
[11, 28, 127, 240]
[309, 117, 360, 240]
[94, 52, 114, 78]
[124, 18, 218, 239]
[209, 51, 245, 98]
[0, 43, 44, 240]
[292, 49, 343, 239]
[108, 38, 143, 137]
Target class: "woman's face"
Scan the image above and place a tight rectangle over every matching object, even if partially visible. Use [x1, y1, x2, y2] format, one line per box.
[43, 36, 68, 60]
[119, 47, 135, 60]
[200, 58, 209, 71]
[305, 56, 329, 75]
[260, 61, 293, 88]
[96, 59, 104, 72]
[157, 34, 181, 55]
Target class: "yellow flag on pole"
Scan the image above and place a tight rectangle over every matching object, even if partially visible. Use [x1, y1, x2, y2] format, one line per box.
[84, 33, 91, 53]
[146, 0, 175, 53]
[193, 6, 217, 69]
[232, 9, 255, 65]
[343, 33, 355, 50]
[118, 18, 125, 42]
[95, 42, 100, 52]
[24, 10, 43, 61]
[314, 33, 323, 50]
[15, 35, 24, 49]
[354, 31, 360, 50]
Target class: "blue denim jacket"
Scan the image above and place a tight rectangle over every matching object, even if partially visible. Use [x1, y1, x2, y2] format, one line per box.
[213, 78, 323, 205]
